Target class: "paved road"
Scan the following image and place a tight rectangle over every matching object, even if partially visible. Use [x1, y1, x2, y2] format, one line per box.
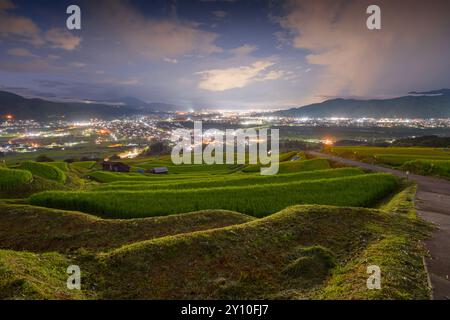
[308, 151, 450, 300]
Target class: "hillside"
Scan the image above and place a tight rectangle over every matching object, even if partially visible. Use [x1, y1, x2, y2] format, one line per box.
[3, 89, 450, 120]
[274, 89, 450, 119]
[0, 203, 254, 253]
[0, 91, 179, 120]
[0, 188, 432, 299]
[0, 154, 434, 300]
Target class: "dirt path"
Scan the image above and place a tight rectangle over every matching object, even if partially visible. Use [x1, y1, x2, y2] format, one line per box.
[308, 151, 450, 300]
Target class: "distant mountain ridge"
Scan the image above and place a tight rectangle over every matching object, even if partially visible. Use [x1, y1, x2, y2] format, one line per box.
[2, 89, 450, 120]
[0, 91, 182, 120]
[103, 96, 181, 112]
[273, 89, 450, 119]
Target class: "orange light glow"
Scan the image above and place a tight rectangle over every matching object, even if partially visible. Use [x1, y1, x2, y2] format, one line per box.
[5, 114, 14, 120]
[97, 129, 110, 135]
[108, 144, 123, 148]
[322, 137, 335, 145]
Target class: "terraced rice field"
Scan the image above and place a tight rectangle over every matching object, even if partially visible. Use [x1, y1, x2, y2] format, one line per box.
[0, 167, 33, 191]
[0, 153, 432, 300]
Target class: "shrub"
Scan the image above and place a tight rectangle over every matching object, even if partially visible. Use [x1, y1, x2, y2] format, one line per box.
[35, 154, 54, 162]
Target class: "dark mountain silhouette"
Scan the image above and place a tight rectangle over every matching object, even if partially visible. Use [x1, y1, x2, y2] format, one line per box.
[0, 91, 180, 120]
[273, 89, 450, 119]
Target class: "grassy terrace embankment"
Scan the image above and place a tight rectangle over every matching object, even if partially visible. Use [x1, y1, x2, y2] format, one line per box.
[242, 158, 330, 174]
[0, 152, 433, 300]
[0, 250, 84, 300]
[0, 167, 33, 191]
[93, 167, 364, 191]
[0, 203, 254, 253]
[29, 173, 398, 218]
[94, 203, 430, 299]
[88, 170, 216, 183]
[87, 157, 327, 183]
[0, 184, 432, 300]
[17, 161, 66, 183]
[45, 162, 70, 172]
[0, 166, 67, 199]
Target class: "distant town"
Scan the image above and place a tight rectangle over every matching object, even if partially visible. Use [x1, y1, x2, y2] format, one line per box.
[2, 112, 450, 158]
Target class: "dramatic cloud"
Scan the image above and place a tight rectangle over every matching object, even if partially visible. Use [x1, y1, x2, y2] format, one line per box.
[280, 0, 450, 98]
[0, 1, 81, 50]
[196, 60, 281, 91]
[1, 0, 449, 109]
[0, 1, 40, 43]
[89, 0, 222, 59]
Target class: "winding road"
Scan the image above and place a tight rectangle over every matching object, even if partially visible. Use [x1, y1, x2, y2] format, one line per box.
[308, 151, 450, 300]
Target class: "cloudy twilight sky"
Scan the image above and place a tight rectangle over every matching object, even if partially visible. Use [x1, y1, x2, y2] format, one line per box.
[0, 0, 450, 110]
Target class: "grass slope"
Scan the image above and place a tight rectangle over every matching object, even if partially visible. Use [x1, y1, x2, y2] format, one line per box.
[0, 185, 432, 300]
[0, 203, 254, 253]
[0, 250, 86, 300]
[29, 174, 398, 218]
[90, 202, 431, 299]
